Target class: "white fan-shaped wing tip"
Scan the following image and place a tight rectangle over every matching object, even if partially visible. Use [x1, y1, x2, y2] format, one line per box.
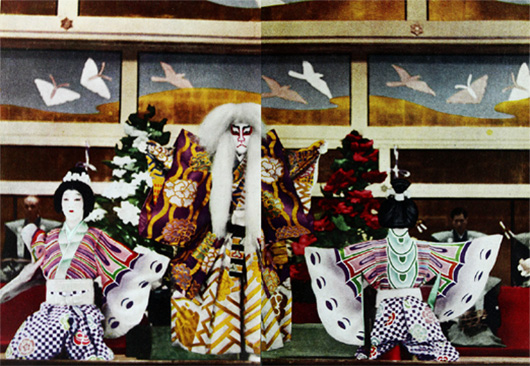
[80, 58, 111, 99]
[509, 62, 530, 101]
[34, 79, 53, 106]
[520, 62, 530, 76]
[305, 247, 364, 346]
[34, 79, 81, 106]
[447, 74, 488, 104]
[80, 58, 98, 82]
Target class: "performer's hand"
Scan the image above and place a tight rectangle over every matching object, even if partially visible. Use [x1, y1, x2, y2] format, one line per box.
[518, 258, 530, 277]
[319, 140, 328, 155]
[0, 256, 44, 303]
[21, 223, 38, 255]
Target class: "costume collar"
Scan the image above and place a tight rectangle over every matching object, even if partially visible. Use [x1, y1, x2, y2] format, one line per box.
[387, 229, 414, 255]
[389, 228, 410, 239]
[61, 220, 88, 244]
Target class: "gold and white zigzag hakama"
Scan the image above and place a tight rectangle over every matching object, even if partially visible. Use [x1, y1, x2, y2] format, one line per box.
[170, 237, 291, 355]
[261, 277, 292, 351]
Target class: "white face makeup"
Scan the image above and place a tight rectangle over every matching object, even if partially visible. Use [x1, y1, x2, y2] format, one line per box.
[230, 122, 253, 157]
[62, 189, 84, 227]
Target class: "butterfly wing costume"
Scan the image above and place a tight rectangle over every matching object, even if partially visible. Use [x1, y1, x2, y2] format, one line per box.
[306, 229, 502, 360]
[0, 222, 168, 360]
[0, 166, 169, 361]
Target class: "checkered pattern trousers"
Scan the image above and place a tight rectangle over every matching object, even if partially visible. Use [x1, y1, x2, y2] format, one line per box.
[6, 303, 114, 360]
[356, 296, 459, 361]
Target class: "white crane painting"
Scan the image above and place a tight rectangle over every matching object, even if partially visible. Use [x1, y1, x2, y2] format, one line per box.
[288, 61, 333, 99]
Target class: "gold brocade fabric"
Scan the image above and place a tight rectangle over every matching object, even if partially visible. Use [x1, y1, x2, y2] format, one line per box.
[140, 129, 324, 355]
[170, 237, 291, 355]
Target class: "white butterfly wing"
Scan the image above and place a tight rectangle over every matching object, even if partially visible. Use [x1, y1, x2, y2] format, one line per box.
[434, 235, 502, 322]
[469, 75, 488, 103]
[34, 79, 80, 106]
[80, 58, 111, 99]
[305, 247, 365, 346]
[509, 62, 530, 101]
[447, 75, 488, 104]
[509, 87, 528, 101]
[81, 58, 98, 84]
[34, 79, 55, 106]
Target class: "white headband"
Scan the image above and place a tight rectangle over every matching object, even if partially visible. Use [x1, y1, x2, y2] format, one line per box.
[63, 171, 91, 186]
[395, 193, 405, 201]
[389, 189, 410, 201]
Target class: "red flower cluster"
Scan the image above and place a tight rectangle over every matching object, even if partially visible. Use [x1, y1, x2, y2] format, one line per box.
[353, 150, 379, 163]
[314, 216, 336, 232]
[290, 262, 310, 281]
[308, 130, 387, 254]
[345, 131, 380, 163]
[291, 234, 318, 256]
[335, 201, 356, 215]
[360, 200, 381, 229]
[347, 189, 374, 204]
[350, 139, 374, 151]
[323, 168, 357, 194]
[317, 190, 382, 226]
[345, 131, 363, 143]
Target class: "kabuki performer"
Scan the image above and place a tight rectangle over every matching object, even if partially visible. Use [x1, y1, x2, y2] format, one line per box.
[0, 166, 169, 360]
[139, 103, 325, 357]
[305, 177, 502, 361]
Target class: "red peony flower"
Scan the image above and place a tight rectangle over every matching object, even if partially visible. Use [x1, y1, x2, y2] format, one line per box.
[322, 183, 335, 193]
[353, 152, 369, 163]
[335, 201, 355, 215]
[360, 140, 374, 150]
[361, 170, 387, 184]
[365, 150, 379, 162]
[323, 168, 358, 193]
[361, 209, 381, 230]
[345, 132, 362, 142]
[292, 234, 318, 256]
[314, 216, 336, 232]
[350, 140, 374, 152]
[363, 199, 381, 214]
[290, 262, 310, 281]
[347, 190, 374, 204]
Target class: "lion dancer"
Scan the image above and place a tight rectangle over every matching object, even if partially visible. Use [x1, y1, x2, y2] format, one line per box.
[139, 103, 325, 359]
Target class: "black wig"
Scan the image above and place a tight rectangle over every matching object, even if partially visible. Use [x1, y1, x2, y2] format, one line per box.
[378, 178, 418, 229]
[54, 167, 95, 219]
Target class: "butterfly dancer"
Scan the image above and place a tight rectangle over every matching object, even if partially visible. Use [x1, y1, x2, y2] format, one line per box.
[305, 171, 502, 361]
[0, 165, 168, 360]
